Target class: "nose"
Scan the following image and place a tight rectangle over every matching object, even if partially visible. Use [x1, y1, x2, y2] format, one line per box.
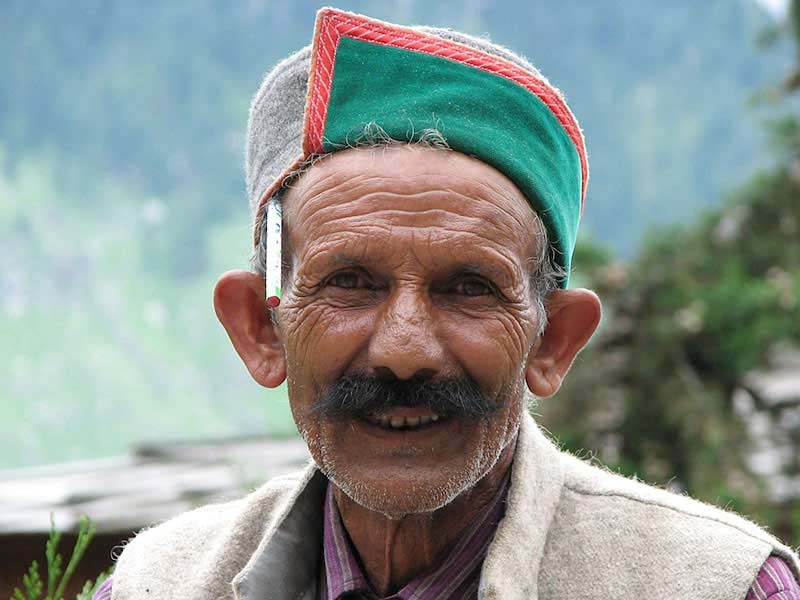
[367, 287, 447, 381]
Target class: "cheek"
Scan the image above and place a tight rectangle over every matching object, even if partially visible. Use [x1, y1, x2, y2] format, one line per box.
[440, 309, 535, 396]
[282, 302, 376, 391]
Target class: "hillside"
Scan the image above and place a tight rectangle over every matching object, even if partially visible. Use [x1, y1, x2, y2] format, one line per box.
[0, 0, 792, 467]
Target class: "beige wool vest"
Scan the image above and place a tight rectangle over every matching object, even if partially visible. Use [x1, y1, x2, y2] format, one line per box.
[111, 413, 800, 600]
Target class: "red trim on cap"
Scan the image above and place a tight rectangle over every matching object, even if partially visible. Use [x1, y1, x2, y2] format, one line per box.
[305, 8, 588, 210]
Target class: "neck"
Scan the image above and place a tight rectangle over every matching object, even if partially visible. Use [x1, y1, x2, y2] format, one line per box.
[332, 435, 516, 596]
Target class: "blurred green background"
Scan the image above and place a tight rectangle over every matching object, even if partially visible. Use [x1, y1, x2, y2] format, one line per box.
[2, 1, 799, 540]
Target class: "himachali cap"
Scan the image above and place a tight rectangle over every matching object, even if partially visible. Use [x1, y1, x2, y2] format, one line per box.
[247, 7, 588, 287]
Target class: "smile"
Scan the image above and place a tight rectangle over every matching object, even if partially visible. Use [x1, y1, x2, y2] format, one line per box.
[364, 412, 443, 430]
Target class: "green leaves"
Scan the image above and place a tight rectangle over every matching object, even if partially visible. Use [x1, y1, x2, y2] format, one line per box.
[10, 562, 42, 600]
[44, 518, 62, 600]
[8, 515, 109, 600]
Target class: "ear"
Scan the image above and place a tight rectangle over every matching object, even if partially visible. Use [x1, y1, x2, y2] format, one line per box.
[525, 288, 601, 398]
[213, 270, 286, 388]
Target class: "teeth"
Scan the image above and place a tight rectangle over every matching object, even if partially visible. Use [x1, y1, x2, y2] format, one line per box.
[368, 414, 442, 429]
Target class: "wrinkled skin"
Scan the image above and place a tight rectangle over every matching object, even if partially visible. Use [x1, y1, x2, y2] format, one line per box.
[214, 145, 601, 594]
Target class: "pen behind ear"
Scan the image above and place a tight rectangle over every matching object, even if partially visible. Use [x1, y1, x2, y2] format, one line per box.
[265, 198, 282, 308]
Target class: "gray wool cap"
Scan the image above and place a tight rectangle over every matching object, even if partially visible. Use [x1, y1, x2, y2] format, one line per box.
[244, 12, 575, 247]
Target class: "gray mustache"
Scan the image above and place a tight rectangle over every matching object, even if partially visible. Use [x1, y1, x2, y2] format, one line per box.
[310, 374, 498, 421]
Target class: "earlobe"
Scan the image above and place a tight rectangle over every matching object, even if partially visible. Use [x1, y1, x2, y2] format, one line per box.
[525, 288, 601, 398]
[213, 270, 287, 388]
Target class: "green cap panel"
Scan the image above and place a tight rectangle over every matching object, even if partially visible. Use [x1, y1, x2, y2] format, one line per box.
[323, 36, 582, 286]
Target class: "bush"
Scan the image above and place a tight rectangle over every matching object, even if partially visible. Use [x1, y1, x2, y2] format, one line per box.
[9, 516, 111, 600]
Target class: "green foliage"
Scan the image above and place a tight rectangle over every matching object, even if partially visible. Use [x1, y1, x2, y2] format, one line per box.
[0, 1, 788, 256]
[10, 563, 42, 600]
[791, 0, 800, 55]
[1, 0, 792, 468]
[766, 115, 800, 159]
[9, 516, 109, 600]
[1, 4, 798, 551]
[0, 148, 297, 468]
[544, 45, 800, 541]
[547, 189, 800, 537]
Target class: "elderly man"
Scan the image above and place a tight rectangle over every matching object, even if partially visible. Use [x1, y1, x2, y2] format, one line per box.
[97, 8, 799, 600]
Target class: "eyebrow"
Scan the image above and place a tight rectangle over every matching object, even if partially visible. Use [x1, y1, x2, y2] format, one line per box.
[448, 263, 507, 282]
[329, 254, 365, 267]
[296, 252, 369, 277]
[324, 255, 510, 277]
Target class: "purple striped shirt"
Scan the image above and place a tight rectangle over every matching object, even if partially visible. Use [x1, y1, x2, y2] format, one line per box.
[320, 475, 510, 600]
[746, 555, 800, 600]
[92, 576, 113, 600]
[92, 557, 800, 600]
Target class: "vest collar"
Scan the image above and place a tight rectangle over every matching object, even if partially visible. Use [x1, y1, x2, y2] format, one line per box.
[479, 412, 565, 599]
[232, 465, 326, 600]
[232, 412, 564, 600]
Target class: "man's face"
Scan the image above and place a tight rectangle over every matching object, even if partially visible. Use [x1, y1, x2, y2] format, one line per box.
[275, 145, 543, 516]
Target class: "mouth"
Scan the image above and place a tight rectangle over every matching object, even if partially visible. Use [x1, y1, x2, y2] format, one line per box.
[363, 411, 444, 431]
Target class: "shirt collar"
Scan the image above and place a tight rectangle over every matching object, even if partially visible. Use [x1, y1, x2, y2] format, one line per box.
[322, 468, 511, 600]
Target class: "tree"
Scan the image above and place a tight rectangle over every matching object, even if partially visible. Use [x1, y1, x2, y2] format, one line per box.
[542, 0, 800, 542]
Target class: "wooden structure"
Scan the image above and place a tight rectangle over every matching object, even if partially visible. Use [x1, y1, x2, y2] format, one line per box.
[0, 435, 309, 598]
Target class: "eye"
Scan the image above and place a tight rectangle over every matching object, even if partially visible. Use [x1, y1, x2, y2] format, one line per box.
[454, 278, 493, 297]
[326, 270, 373, 290]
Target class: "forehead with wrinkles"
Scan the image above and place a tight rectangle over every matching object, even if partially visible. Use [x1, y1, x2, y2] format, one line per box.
[281, 145, 542, 275]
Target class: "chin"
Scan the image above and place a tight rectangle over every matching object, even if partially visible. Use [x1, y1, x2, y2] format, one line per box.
[317, 445, 502, 518]
[331, 470, 476, 518]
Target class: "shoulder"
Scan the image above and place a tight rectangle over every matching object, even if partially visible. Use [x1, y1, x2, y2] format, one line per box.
[119, 468, 306, 556]
[111, 468, 311, 600]
[539, 451, 799, 600]
[562, 453, 777, 558]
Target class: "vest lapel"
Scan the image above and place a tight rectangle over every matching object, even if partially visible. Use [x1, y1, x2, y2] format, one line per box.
[232, 465, 327, 600]
[479, 412, 565, 600]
